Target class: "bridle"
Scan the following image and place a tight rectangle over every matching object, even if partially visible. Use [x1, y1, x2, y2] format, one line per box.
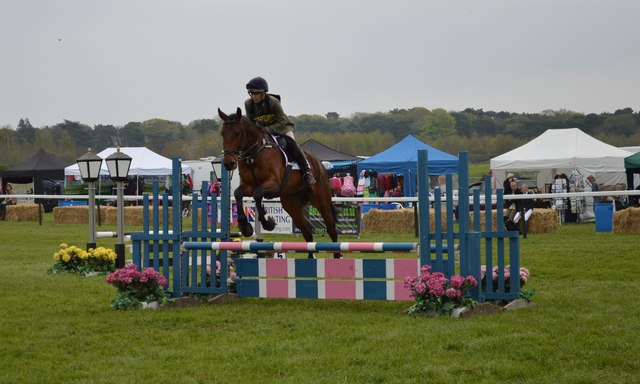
[221, 119, 246, 157]
[221, 118, 270, 164]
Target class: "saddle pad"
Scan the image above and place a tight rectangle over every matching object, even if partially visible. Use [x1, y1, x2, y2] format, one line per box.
[269, 133, 300, 170]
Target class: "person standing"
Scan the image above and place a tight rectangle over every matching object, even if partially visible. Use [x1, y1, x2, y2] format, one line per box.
[243, 76, 315, 185]
[587, 175, 601, 205]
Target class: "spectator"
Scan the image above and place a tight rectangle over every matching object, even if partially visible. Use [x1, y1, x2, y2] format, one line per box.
[503, 179, 521, 230]
[181, 175, 192, 217]
[503, 173, 515, 195]
[0, 183, 17, 220]
[513, 183, 534, 224]
[587, 175, 600, 205]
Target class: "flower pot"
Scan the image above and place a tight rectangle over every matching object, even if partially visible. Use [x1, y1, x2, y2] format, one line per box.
[84, 271, 101, 277]
[141, 301, 160, 310]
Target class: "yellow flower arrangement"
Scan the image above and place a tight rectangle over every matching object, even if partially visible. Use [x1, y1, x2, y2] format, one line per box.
[49, 243, 116, 275]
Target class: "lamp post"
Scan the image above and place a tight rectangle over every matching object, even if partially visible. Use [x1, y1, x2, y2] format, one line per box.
[105, 147, 132, 268]
[76, 149, 103, 251]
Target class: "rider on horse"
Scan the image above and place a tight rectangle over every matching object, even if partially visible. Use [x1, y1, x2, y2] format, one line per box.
[244, 76, 316, 185]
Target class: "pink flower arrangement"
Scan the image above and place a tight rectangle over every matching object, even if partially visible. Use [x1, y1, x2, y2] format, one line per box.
[206, 259, 238, 289]
[404, 265, 478, 316]
[480, 265, 530, 292]
[106, 264, 168, 309]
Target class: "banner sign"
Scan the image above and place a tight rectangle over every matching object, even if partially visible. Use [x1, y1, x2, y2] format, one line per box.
[240, 201, 294, 234]
[219, 201, 360, 235]
[294, 202, 361, 235]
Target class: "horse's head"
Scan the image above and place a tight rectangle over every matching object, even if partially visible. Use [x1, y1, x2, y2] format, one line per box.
[218, 107, 246, 171]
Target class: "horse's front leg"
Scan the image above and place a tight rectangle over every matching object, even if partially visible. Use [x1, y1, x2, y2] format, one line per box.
[253, 186, 276, 231]
[234, 187, 254, 237]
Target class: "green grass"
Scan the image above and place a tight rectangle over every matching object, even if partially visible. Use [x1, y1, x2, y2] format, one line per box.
[1, 216, 639, 383]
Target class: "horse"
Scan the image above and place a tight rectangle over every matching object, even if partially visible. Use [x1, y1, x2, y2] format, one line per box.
[218, 107, 342, 259]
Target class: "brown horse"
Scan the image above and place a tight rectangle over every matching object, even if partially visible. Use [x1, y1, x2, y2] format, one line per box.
[218, 108, 341, 259]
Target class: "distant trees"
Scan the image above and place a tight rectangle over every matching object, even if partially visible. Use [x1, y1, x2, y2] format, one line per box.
[1, 107, 638, 169]
[17, 118, 36, 144]
[422, 108, 456, 140]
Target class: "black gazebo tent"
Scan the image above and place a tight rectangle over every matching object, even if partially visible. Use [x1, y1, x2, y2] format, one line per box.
[300, 139, 360, 177]
[624, 151, 640, 205]
[0, 149, 70, 211]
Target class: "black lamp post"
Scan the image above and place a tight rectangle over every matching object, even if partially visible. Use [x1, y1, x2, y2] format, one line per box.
[76, 148, 103, 251]
[105, 147, 132, 268]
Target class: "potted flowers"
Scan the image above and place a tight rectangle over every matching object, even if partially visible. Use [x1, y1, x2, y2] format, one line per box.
[480, 265, 530, 292]
[106, 264, 169, 310]
[206, 259, 238, 292]
[49, 243, 116, 275]
[404, 265, 478, 316]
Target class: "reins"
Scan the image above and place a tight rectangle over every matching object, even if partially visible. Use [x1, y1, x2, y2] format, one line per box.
[222, 118, 276, 165]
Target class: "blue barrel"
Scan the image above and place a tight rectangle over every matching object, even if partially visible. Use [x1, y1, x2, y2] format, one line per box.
[595, 202, 613, 232]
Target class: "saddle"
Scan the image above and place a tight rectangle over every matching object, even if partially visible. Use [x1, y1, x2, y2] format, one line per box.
[268, 133, 300, 171]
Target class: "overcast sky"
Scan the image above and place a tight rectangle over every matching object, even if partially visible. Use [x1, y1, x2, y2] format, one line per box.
[1, 0, 638, 128]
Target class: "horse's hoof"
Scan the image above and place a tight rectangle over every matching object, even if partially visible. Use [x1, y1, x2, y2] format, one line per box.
[262, 217, 276, 231]
[240, 224, 254, 237]
[334, 253, 343, 259]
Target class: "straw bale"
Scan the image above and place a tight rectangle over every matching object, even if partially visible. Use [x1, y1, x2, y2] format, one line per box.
[53, 206, 109, 224]
[5, 204, 44, 221]
[613, 207, 640, 233]
[527, 209, 559, 234]
[468, 209, 558, 233]
[468, 210, 497, 232]
[102, 206, 173, 226]
[363, 208, 447, 233]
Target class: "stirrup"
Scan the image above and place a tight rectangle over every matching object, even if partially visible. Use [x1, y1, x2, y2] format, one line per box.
[304, 172, 316, 185]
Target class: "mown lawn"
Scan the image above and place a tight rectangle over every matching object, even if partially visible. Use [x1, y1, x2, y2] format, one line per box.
[0, 215, 638, 383]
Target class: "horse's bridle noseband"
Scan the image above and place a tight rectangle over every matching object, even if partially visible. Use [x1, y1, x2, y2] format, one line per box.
[222, 119, 270, 164]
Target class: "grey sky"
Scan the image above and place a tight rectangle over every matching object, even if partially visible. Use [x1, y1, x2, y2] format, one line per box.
[1, 0, 638, 128]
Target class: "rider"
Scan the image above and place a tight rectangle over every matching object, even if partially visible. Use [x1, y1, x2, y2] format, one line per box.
[244, 76, 316, 185]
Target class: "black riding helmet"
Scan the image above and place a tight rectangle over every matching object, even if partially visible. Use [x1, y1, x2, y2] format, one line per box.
[246, 76, 268, 93]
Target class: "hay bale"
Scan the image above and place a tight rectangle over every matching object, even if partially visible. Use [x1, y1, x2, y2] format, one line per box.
[613, 207, 640, 233]
[468, 208, 558, 233]
[53, 206, 88, 224]
[363, 208, 447, 233]
[5, 204, 44, 221]
[53, 206, 109, 224]
[102, 206, 173, 225]
[527, 209, 559, 234]
[468, 210, 498, 232]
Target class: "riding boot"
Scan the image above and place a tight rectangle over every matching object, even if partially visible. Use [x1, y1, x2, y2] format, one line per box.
[299, 152, 316, 185]
[285, 136, 316, 185]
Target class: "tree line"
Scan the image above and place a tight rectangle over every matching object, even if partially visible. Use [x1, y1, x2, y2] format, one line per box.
[1, 107, 639, 168]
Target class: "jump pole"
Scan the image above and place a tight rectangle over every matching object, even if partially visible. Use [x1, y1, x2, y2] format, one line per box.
[182, 241, 419, 253]
[182, 241, 456, 254]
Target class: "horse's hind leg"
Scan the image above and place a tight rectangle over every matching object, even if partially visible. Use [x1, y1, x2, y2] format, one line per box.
[311, 197, 342, 259]
[281, 197, 316, 258]
[234, 187, 254, 237]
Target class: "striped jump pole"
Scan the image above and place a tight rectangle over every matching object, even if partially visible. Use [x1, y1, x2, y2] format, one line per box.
[182, 241, 419, 254]
[96, 230, 175, 238]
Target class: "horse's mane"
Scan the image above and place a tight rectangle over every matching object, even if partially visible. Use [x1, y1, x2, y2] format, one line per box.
[220, 108, 269, 135]
[240, 115, 269, 135]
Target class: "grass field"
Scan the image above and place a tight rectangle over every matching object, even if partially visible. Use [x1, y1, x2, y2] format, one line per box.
[1, 214, 639, 383]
